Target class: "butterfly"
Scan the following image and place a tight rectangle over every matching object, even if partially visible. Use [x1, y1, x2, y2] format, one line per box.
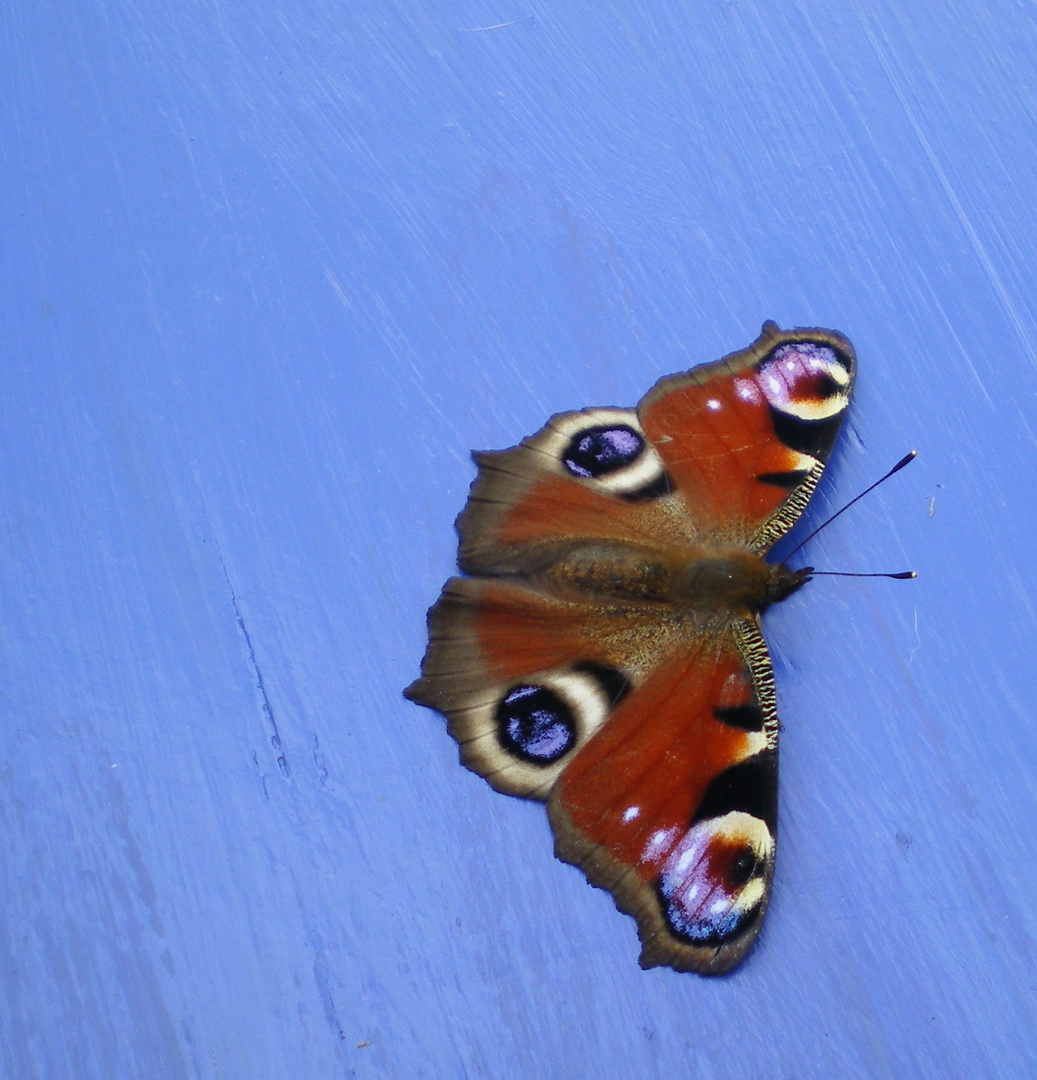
[405, 321, 855, 974]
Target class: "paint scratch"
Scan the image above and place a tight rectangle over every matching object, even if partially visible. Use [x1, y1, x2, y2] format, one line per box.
[214, 540, 290, 778]
[462, 19, 523, 32]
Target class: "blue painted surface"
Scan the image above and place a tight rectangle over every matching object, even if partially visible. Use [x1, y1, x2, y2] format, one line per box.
[3, 1, 1036, 1076]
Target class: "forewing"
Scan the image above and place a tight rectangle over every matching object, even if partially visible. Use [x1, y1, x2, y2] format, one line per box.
[547, 616, 780, 975]
[638, 321, 855, 550]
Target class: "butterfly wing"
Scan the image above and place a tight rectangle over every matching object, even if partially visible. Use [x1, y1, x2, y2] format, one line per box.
[456, 322, 854, 579]
[548, 615, 779, 974]
[407, 579, 780, 973]
[406, 576, 680, 799]
[637, 320, 855, 551]
[406, 323, 855, 973]
[455, 405, 690, 579]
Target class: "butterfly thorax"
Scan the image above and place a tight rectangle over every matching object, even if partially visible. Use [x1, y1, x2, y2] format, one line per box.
[534, 542, 810, 613]
[670, 553, 810, 611]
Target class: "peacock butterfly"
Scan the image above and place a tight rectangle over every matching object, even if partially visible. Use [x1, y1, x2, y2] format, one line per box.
[405, 321, 855, 974]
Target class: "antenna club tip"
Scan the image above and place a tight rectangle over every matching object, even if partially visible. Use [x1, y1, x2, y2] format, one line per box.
[891, 449, 918, 472]
[788, 450, 919, 559]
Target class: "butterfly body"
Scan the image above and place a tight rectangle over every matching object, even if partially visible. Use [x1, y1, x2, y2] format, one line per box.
[406, 322, 855, 974]
[512, 540, 810, 611]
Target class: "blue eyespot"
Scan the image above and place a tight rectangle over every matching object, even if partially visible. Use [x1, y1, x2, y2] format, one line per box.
[562, 426, 645, 479]
[497, 684, 576, 764]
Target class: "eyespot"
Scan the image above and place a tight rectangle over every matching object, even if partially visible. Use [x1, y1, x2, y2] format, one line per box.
[757, 341, 852, 423]
[497, 684, 577, 763]
[562, 425, 645, 478]
[539, 409, 670, 499]
[487, 666, 615, 778]
[658, 812, 773, 944]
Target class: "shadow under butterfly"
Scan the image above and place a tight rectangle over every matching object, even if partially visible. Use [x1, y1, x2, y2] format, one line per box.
[406, 321, 867, 975]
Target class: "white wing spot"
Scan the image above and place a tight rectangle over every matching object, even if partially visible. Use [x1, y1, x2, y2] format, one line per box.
[675, 848, 695, 875]
[735, 378, 762, 404]
[641, 826, 679, 863]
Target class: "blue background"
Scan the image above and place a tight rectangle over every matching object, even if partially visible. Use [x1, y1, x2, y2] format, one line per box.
[4, 1, 1035, 1076]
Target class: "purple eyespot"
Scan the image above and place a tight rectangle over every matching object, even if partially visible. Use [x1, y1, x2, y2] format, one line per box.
[497, 684, 576, 764]
[758, 342, 845, 408]
[658, 818, 767, 944]
[754, 340, 852, 456]
[563, 425, 645, 479]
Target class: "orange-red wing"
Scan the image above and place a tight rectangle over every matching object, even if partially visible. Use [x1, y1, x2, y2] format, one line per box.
[638, 322, 855, 550]
[456, 407, 699, 576]
[548, 619, 779, 974]
[551, 632, 772, 877]
[405, 577, 689, 800]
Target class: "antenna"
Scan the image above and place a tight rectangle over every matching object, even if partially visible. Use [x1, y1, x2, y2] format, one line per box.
[786, 449, 917, 562]
[810, 569, 917, 580]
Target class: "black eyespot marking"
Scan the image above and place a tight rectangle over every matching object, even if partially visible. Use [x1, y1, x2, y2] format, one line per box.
[563, 425, 645, 479]
[757, 469, 810, 489]
[692, 753, 777, 829]
[812, 370, 843, 398]
[572, 660, 631, 706]
[769, 409, 844, 458]
[618, 471, 673, 501]
[728, 847, 764, 888]
[713, 703, 765, 732]
[497, 684, 576, 764]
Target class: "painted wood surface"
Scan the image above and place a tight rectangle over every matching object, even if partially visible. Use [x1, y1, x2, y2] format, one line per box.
[3, 2, 1035, 1077]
